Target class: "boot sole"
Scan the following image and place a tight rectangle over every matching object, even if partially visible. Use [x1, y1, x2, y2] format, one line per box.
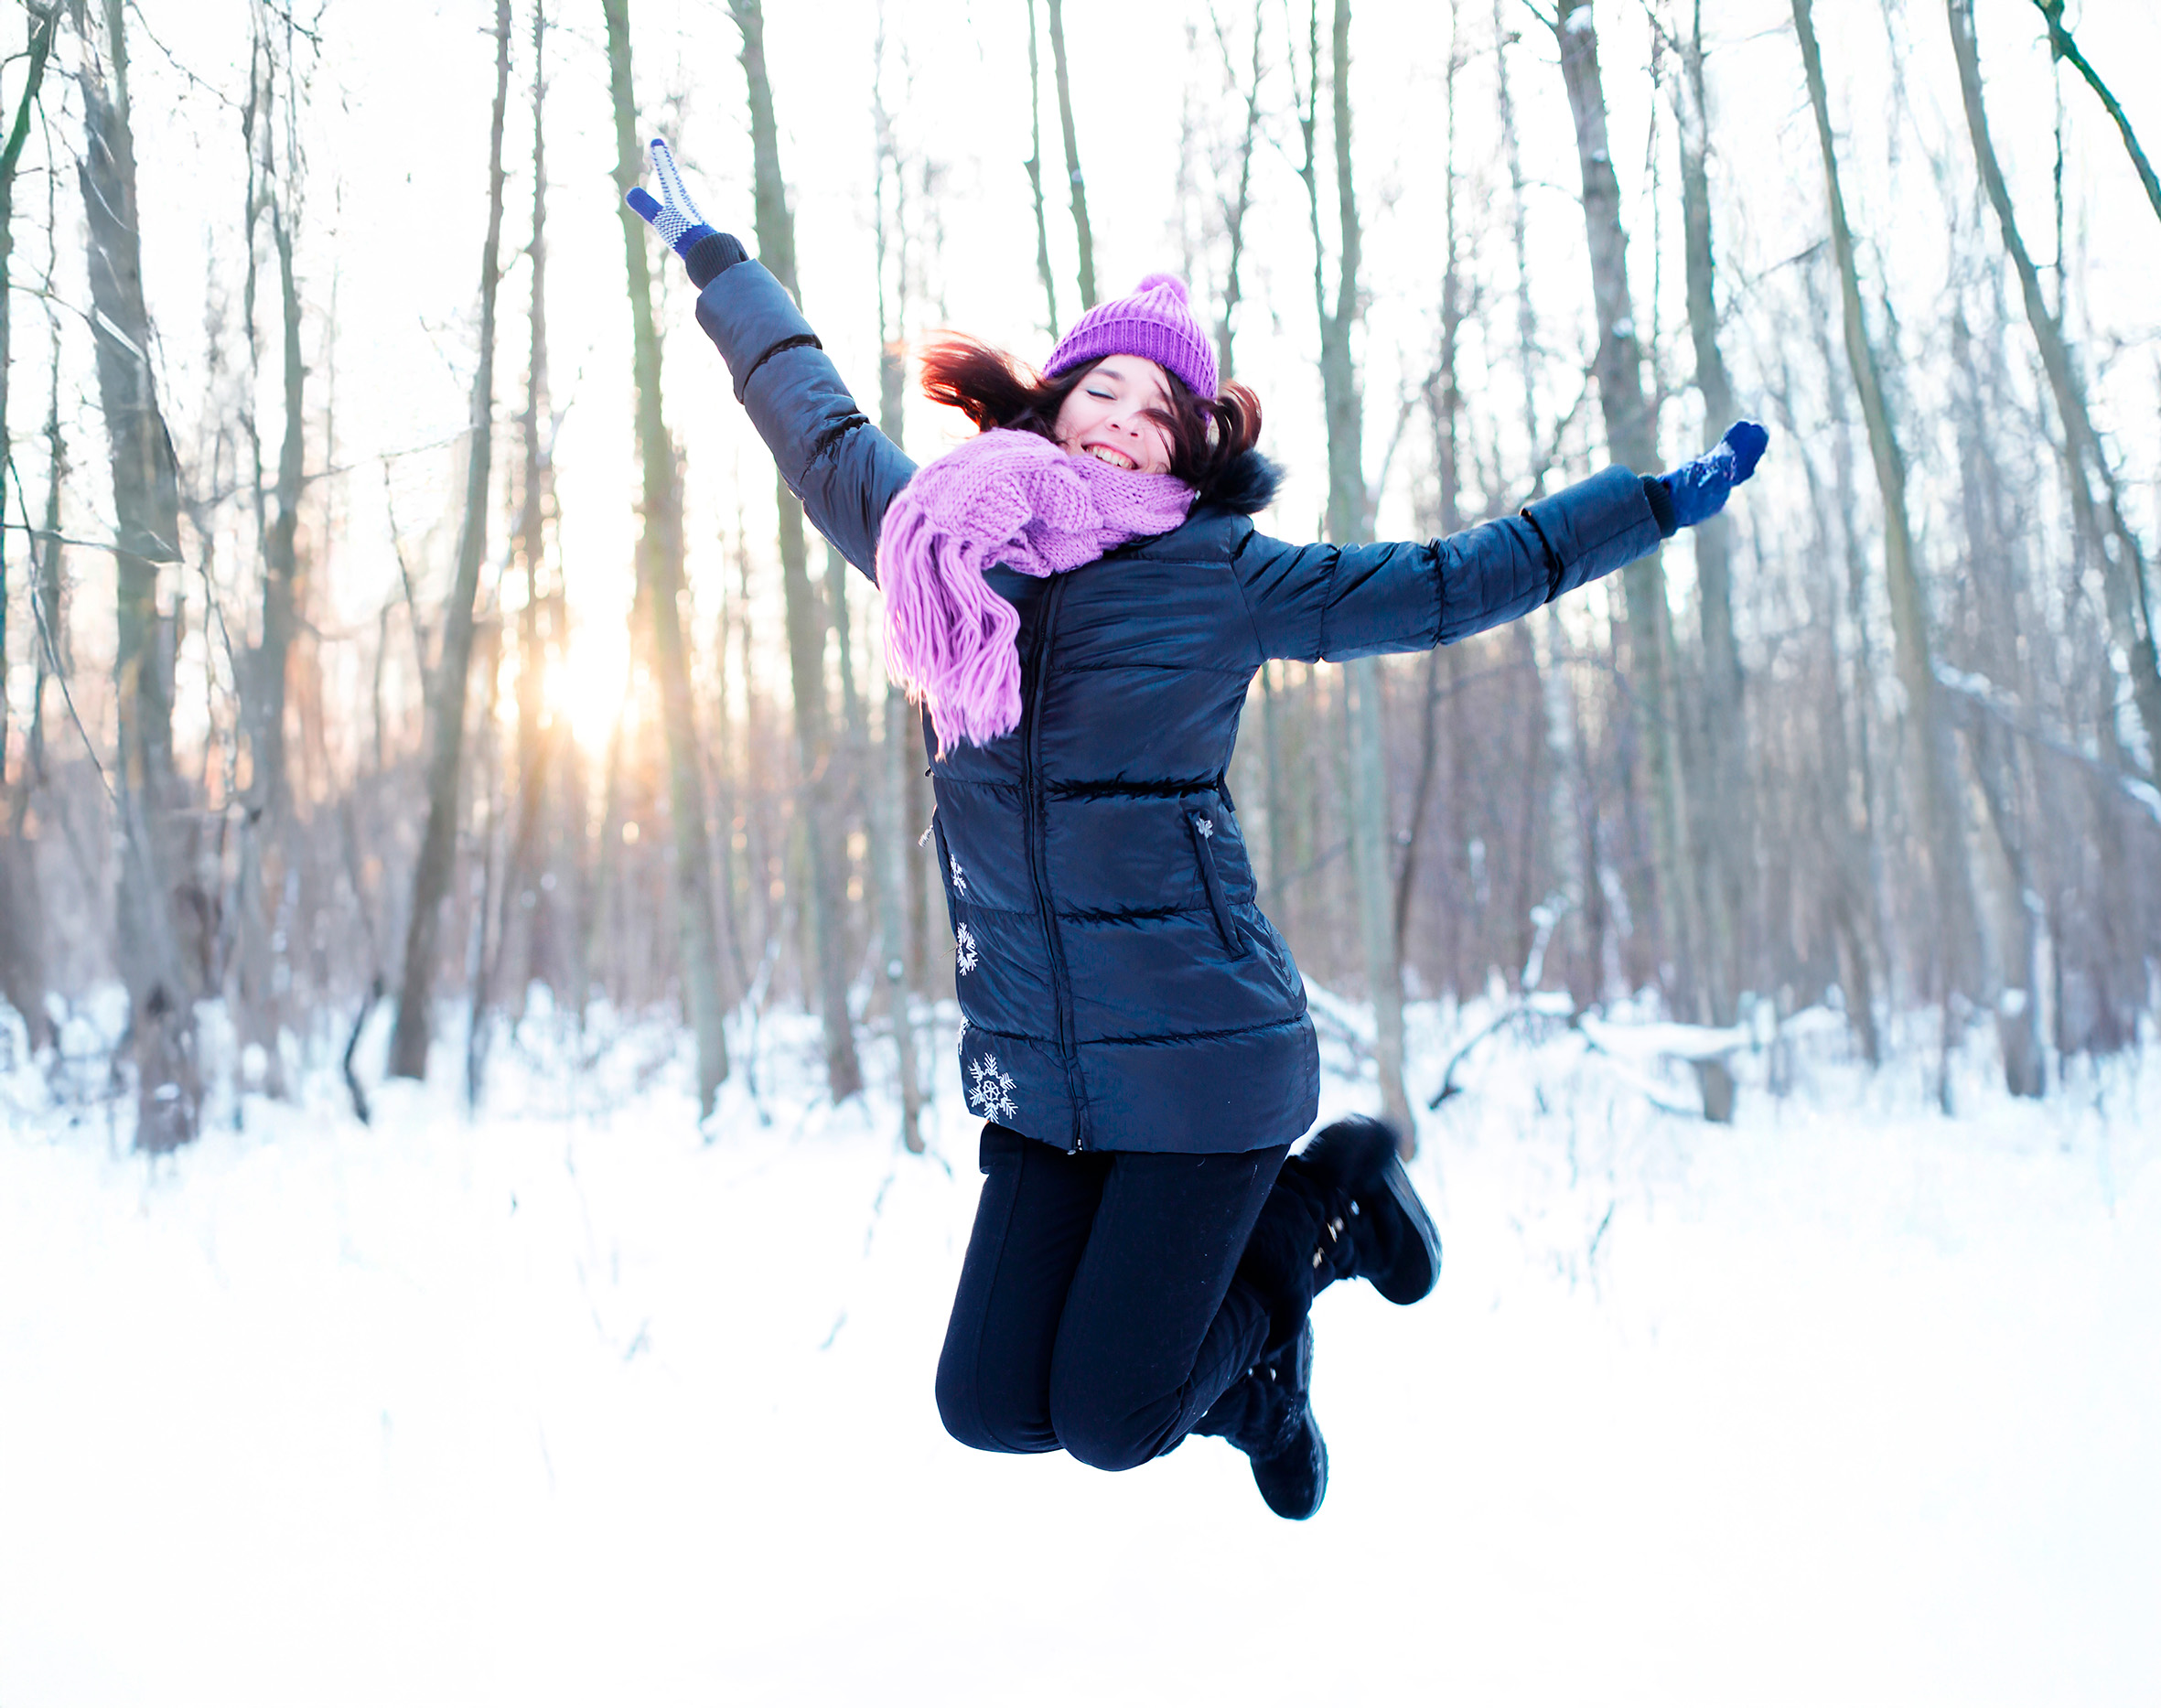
[1371, 1152, 1441, 1305]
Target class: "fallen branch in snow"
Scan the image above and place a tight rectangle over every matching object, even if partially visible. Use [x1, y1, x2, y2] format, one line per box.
[1428, 1001, 1747, 1117]
[343, 978, 382, 1126]
[1427, 991, 1576, 1108]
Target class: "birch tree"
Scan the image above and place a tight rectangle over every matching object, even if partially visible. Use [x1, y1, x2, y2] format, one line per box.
[1550, 0, 1701, 1026]
[389, 0, 512, 1083]
[1043, 0, 1097, 310]
[870, 13, 927, 1151]
[601, 0, 731, 1114]
[79, 0, 203, 1146]
[729, 0, 865, 1101]
[0, 4, 55, 1047]
[1792, 0, 1982, 1096]
[1298, 0, 1410, 1137]
[1024, 0, 1059, 339]
[1947, 0, 2161, 780]
[1674, 0, 1741, 1118]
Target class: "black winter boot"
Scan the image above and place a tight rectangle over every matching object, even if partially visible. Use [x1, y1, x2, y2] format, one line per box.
[1192, 1321, 1327, 1520]
[1295, 1114, 1442, 1305]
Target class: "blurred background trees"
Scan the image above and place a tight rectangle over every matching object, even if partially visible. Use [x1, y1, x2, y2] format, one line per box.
[0, 0, 2156, 1149]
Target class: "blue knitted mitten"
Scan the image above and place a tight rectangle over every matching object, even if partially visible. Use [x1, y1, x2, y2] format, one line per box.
[625, 137, 746, 286]
[1661, 420, 1770, 530]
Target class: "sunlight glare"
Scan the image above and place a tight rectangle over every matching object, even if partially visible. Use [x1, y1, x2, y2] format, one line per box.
[547, 619, 633, 759]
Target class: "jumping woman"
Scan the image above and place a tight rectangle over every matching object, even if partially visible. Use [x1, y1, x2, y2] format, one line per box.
[629, 140, 1767, 1519]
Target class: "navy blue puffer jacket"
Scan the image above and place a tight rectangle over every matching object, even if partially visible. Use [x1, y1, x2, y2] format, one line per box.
[697, 262, 1662, 1155]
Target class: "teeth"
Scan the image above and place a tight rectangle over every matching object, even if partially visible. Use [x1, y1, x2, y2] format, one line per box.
[1087, 446, 1135, 469]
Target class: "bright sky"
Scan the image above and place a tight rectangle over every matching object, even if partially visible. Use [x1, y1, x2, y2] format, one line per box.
[7, 0, 2160, 769]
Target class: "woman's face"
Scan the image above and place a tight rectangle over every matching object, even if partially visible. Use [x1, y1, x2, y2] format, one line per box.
[1051, 356, 1176, 476]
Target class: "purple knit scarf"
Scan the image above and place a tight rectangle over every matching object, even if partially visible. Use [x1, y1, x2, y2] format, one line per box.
[878, 428, 1195, 751]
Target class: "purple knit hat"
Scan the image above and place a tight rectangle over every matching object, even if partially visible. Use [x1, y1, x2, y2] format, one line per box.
[1042, 273, 1219, 401]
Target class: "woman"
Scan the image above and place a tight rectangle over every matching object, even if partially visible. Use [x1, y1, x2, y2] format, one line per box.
[629, 141, 1766, 1519]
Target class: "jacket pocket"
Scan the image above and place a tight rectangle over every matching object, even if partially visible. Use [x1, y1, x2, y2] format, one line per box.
[1187, 810, 1251, 958]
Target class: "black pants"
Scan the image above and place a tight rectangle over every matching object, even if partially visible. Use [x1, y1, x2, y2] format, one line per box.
[935, 1122, 1292, 1472]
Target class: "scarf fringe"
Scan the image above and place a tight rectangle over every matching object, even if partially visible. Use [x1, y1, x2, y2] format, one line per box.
[877, 430, 1194, 751]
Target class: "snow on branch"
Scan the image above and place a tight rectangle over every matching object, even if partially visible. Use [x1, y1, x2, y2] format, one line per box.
[1935, 663, 2161, 828]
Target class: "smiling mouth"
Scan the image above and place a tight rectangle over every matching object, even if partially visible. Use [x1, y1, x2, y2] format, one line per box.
[1082, 444, 1137, 469]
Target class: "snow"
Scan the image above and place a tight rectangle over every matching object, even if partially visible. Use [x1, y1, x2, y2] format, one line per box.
[3, 997, 2158, 1706]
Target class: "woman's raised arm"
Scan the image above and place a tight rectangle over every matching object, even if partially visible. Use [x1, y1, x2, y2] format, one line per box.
[1234, 424, 1768, 662]
[629, 140, 915, 579]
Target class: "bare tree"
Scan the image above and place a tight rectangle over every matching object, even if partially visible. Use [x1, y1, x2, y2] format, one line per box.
[1392, 0, 1467, 971]
[78, 0, 203, 1147]
[1793, 0, 1981, 1102]
[0, 3, 56, 1047]
[1023, 0, 1059, 339]
[871, 11, 926, 1152]
[602, 0, 732, 1114]
[1205, 0, 1265, 382]
[1044, 0, 1098, 310]
[1297, 0, 1410, 1137]
[729, 0, 865, 1101]
[497, 0, 564, 1022]
[2029, 0, 2160, 231]
[388, 0, 512, 1084]
[1675, 0, 1742, 1119]
[225, 5, 309, 1101]
[1550, 0, 1700, 1031]
[1947, 0, 2161, 781]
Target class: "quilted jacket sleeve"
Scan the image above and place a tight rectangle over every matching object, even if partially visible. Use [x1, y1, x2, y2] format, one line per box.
[1232, 466, 1662, 662]
[693, 260, 917, 580]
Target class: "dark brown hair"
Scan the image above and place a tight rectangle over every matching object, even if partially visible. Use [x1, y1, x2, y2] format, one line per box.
[917, 334, 1263, 502]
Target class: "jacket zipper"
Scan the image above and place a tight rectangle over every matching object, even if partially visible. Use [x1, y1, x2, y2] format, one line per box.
[1023, 577, 1089, 1152]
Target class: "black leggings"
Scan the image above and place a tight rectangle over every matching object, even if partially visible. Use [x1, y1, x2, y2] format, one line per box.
[935, 1123, 1291, 1472]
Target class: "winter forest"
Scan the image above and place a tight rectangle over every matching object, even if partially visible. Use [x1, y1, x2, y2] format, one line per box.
[3, 0, 2158, 1701]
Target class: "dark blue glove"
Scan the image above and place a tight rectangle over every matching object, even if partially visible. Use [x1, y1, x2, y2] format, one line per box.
[625, 137, 746, 288]
[1653, 420, 1769, 532]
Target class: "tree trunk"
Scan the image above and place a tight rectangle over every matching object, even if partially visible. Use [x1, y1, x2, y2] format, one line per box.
[1949, 308, 2047, 1098]
[730, 0, 864, 1101]
[1495, 0, 1591, 1002]
[1305, 0, 1408, 1139]
[0, 4, 56, 1048]
[2031, 0, 2161, 232]
[1209, 1, 1266, 381]
[80, 0, 200, 1148]
[1023, 0, 1059, 339]
[0, 2, 55, 783]
[1551, 0, 1700, 1032]
[388, 0, 513, 1084]
[1950, 0, 2161, 781]
[1393, 19, 1467, 972]
[601, 0, 732, 1114]
[1676, 0, 1740, 1119]
[1793, 0, 1981, 1086]
[1043, 0, 1097, 311]
[228, 12, 307, 1101]
[498, 0, 559, 1020]
[871, 29, 926, 1150]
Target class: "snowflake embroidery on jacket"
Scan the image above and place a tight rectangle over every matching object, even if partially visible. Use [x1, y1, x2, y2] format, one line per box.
[954, 921, 980, 976]
[1194, 815, 1214, 838]
[967, 1053, 1018, 1122]
[950, 856, 969, 897]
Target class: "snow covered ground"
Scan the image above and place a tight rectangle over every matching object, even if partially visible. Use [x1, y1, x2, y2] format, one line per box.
[3, 994, 2157, 1707]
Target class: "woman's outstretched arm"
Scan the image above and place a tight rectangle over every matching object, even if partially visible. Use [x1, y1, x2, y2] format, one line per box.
[629, 140, 915, 579]
[1234, 424, 1768, 661]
